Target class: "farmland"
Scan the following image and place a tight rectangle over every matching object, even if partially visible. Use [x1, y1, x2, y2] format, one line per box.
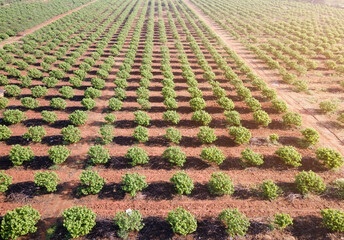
[0, 0, 344, 239]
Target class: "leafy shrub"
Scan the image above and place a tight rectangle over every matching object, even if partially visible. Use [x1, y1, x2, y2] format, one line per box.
[274, 213, 293, 230]
[164, 127, 182, 144]
[18, 75, 32, 87]
[79, 170, 106, 195]
[4, 85, 21, 97]
[23, 126, 46, 142]
[261, 180, 280, 201]
[28, 68, 43, 79]
[99, 124, 115, 144]
[0, 171, 12, 192]
[48, 145, 71, 164]
[189, 97, 206, 111]
[137, 99, 151, 110]
[188, 87, 202, 98]
[163, 147, 186, 167]
[59, 86, 75, 99]
[271, 99, 288, 113]
[114, 78, 128, 88]
[241, 148, 263, 166]
[236, 86, 251, 99]
[0, 75, 8, 85]
[109, 98, 123, 111]
[0, 125, 12, 140]
[9, 145, 34, 166]
[0, 205, 40, 240]
[21, 97, 39, 109]
[208, 172, 234, 196]
[217, 97, 234, 110]
[63, 206, 96, 238]
[81, 98, 96, 110]
[253, 110, 271, 127]
[229, 126, 251, 144]
[34, 171, 60, 192]
[166, 207, 197, 236]
[262, 87, 277, 100]
[115, 87, 127, 100]
[315, 147, 344, 169]
[162, 87, 176, 98]
[136, 87, 150, 100]
[104, 113, 116, 124]
[218, 208, 250, 237]
[3, 109, 26, 124]
[121, 172, 148, 197]
[50, 97, 66, 110]
[74, 70, 87, 80]
[84, 87, 101, 99]
[60, 125, 81, 144]
[197, 126, 217, 144]
[269, 134, 279, 144]
[91, 78, 106, 89]
[134, 111, 151, 126]
[113, 210, 144, 239]
[200, 146, 225, 165]
[88, 145, 110, 165]
[163, 98, 178, 110]
[321, 209, 344, 232]
[294, 170, 326, 195]
[163, 110, 180, 125]
[0, 97, 9, 109]
[170, 171, 194, 195]
[42, 77, 59, 88]
[31, 85, 48, 98]
[282, 112, 302, 127]
[49, 69, 65, 79]
[275, 146, 302, 167]
[125, 147, 149, 166]
[191, 110, 212, 125]
[245, 97, 261, 111]
[69, 110, 88, 125]
[300, 128, 319, 147]
[319, 100, 338, 113]
[133, 125, 149, 142]
[69, 76, 83, 88]
[224, 111, 241, 126]
[41, 111, 58, 124]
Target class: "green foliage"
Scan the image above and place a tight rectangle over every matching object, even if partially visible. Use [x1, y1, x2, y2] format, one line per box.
[134, 111, 151, 126]
[218, 208, 250, 237]
[224, 110, 241, 126]
[191, 110, 212, 125]
[23, 126, 46, 142]
[163, 147, 186, 167]
[48, 145, 70, 164]
[121, 172, 148, 197]
[261, 180, 280, 201]
[18, 75, 32, 87]
[269, 134, 279, 144]
[163, 98, 178, 110]
[28, 68, 43, 79]
[50, 97, 66, 110]
[115, 88, 127, 100]
[59, 86, 75, 99]
[81, 98, 96, 110]
[229, 126, 251, 144]
[84, 87, 101, 99]
[321, 209, 344, 232]
[294, 170, 326, 195]
[69, 110, 88, 126]
[245, 97, 261, 112]
[163, 110, 180, 125]
[300, 128, 319, 147]
[69, 76, 83, 88]
[188, 87, 202, 98]
[99, 124, 115, 144]
[0, 205, 40, 240]
[189, 97, 206, 111]
[88, 145, 110, 165]
[200, 146, 225, 165]
[49, 69, 65, 79]
[62, 206, 96, 238]
[113, 210, 144, 239]
[0, 75, 8, 85]
[197, 126, 217, 144]
[0, 97, 9, 109]
[315, 147, 344, 169]
[0, 171, 12, 192]
[137, 99, 151, 110]
[79, 170, 106, 195]
[9, 144, 34, 166]
[208, 172, 234, 196]
[282, 112, 302, 127]
[104, 113, 116, 124]
[4, 85, 21, 97]
[241, 148, 264, 166]
[91, 77, 106, 89]
[217, 97, 234, 110]
[164, 127, 182, 144]
[31, 85, 48, 98]
[21, 97, 39, 109]
[162, 87, 176, 98]
[133, 126, 149, 142]
[41, 110, 58, 124]
[170, 171, 194, 195]
[273, 213, 293, 230]
[275, 146, 302, 167]
[109, 97, 123, 111]
[136, 87, 150, 100]
[166, 207, 197, 236]
[253, 110, 271, 127]
[236, 86, 251, 99]
[34, 171, 60, 192]
[271, 99, 288, 113]
[42, 77, 59, 88]
[3, 109, 26, 124]
[60, 125, 81, 144]
[125, 147, 149, 166]
[319, 100, 338, 113]
[0, 125, 12, 140]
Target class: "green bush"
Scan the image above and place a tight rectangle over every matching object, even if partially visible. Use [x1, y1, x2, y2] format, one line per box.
[3, 109, 26, 124]
[189, 97, 206, 111]
[21, 97, 39, 109]
[4, 85, 21, 97]
[69, 76, 83, 88]
[262, 87, 277, 100]
[134, 111, 151, 126]
[0, 125, 12, 140]
[236, 86, 251, 99]
[188, 87, 202, 98]
[41, 111, 58, 124]
[59, 86, 75, 99]
[217, 97, 234, 110]
[224, 110, 241, 126]
[200, 146, 225, 165]
[88, 145, 110, 165]
[208, 172, 234, 196]
[197, 126, 217, 144]
[104, 113, 116, 124]
[23, 126, 46, 142]
[114, 88, 127, 100]
[136, 87, 150, 100]
[137, 99, 151, 110]
[91, 77, 106, 89]
[80, 98, 96, 110]
[163, 110, 180, 125]
[42, 77, 59, 88]
[62, 206, 96, 238]
[315, 147, 344, 169]
[125, 147, 149, 166]
[191, 110, 212, 125]
[31, 85, 48, 98]
[294, 170, 326, 195]
[170, 171, 194, 195]
[109, 98, 123, 111]
[300, 128, 319, 147]
[49, 69, 65, 79]
[229, 126, 251, 144]
[271, 99, 288, 113]
[275, 146, 302, 167]
[261, 180, 280, 201]
[241, 148, 264, 166]
[48, 145, 71, 164]
[0, 97, 9, 109]
[269, 134, 279, 144]
[163, 147, 186, 167]
[121, 172, 148, 197]
[0, 75, 8, 85]
[162, 87, 176, 98]
[273, 213, 293, 230]
[163, 98, 178, 110]
[164, 127, 182, 144]
[18, 76, 32, 88]
[28, 68, 43, 79]
[34, 171, 60, 192]
[321, 209, 344, 232]
[166, 207, 197, 236]
[69, 110, 88, 126]
[133, 126, 149, 142]
[60, 125, 81, 144]
[253, 110, 271, 127]
[319, 100, 338, 113]
[282, 112, 302, 127]
[0, 171, 12, 192]
[50, 97, 66, 110]
[0, 205, 40, 240]
[9, 145, 34, 166]
[99, 124, 115, 144]
[79, 170, 106, 195]
[113, 210, 144, 239]
[84, 87, 101, 99]
[218, 208, 250, 237]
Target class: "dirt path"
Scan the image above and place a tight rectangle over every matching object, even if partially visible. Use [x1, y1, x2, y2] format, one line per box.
[0, 0, 98, 48]
[182, 0, 344, 156]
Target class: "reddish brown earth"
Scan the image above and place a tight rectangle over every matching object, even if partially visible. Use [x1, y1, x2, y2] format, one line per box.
[0, 0, 344, 239]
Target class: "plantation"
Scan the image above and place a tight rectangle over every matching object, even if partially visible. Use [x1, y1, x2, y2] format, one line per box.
[0, 0, 344, 239]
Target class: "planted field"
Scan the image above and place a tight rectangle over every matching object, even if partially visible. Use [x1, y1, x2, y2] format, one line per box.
[0, 0, 344, 239]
